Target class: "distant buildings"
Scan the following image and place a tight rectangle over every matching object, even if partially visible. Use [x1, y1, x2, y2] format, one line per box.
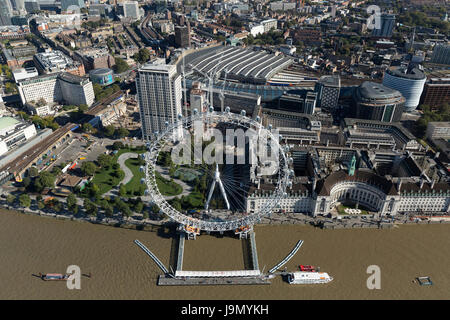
[0, 116, 36, 157]
[421, 76, 450, 107]
[371, 14, 395, 38]
[278, 92, 317, 115]
[270, 1, 296, 11]
[24, 0, 40, 14]
[61, 0, 85, 11]
[0, 0, 13, 26]
[33, 50, 86, 76]
[426, 122, 450, 140]
[315, 75, 340, 111]
[175, 25, 191, 48]
[89, 68, 114, 86]
[136, 62, 182, 140]
[343, 118, 420, 151]
[382, 67, 426, 112]
[17, 72, 95, 108]
[431, 44, 450, 65]
[352, 82, 405, 123]
[122, 1, 143, 20]
[261, 19, 278, 33]
[249, 24, 264, 37]
[73, 47, 115, 72]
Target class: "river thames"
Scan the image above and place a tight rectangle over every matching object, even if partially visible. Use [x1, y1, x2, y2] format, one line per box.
[0, 209, 449, 299]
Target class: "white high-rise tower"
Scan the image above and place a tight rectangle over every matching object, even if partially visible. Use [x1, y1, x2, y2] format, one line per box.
[136, 62, 182, 141]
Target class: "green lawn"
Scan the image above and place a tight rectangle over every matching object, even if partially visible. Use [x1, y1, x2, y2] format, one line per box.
[155, 171, 182, 196]
[124, 157, 145, 196]
[90, 147, 145, 195]
[91, 166, 125, 195]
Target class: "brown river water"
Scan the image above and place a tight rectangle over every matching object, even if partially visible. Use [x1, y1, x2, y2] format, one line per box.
[0, 209, 449, 300]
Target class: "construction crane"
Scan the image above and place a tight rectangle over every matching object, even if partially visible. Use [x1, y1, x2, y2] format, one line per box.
[397, 23, 416, 52]
[188, 63, 216, 110]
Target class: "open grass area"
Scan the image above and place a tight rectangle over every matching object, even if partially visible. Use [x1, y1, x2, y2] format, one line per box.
[90, 147, 145, 195]
[90, 166, 125, 195]
[155, 171, 182, 196]
[124, 157, 145, 196]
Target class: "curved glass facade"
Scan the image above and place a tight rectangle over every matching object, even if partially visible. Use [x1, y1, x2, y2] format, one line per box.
[383, 71, 426, 112]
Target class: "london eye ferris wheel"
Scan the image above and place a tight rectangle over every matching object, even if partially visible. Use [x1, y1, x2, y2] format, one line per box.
[144, 105, 291, 233]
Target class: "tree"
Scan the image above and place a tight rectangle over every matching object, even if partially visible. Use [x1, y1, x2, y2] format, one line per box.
[18, 194, 31, 208]
[37, 200, 45, 211]
[51, 166, 62, 176]
[5, 82, 18, 94]
[88, 183, 100, 198]
[83, 198, 97, 216]
[34, 171, 55, 191]
[117, 127, 129, 138]
[28, 167, 39, 178]
[22, 176, 32, 189]
[112, 141, 124, 150]
[97, 154, 113, 168]
[119, 184, 126, 197]
[7, 194, 16, 205]
[78, 104, 88, 113]
[104, 125, 116, 137]
[104, 203, 114, 216]
[82, 123, 94, 133]
[135, 201, 144, 213]
[133, 48, 151, 63]
[67, 193, 77, 210]
[113, 57, 130, 73]
[81, 162, 97, 176]
[53, 199, 63, 212]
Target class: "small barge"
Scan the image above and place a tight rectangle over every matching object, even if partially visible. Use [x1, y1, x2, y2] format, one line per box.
[39, 273, 70, 281]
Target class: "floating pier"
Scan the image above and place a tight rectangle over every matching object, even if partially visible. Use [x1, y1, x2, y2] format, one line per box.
[158, 275, 271, 286]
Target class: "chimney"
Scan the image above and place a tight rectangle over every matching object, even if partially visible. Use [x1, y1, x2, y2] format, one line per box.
[420, 178, 424, 189]
[397, 179, 402, 193]
[312, 177, 317, 190]
[431, 179, 436, 189]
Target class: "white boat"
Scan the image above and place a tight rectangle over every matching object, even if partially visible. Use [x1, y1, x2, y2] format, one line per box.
[287, 271, 333, 284]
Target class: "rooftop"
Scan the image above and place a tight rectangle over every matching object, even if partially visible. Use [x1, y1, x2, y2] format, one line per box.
[385, 67, 426, 80]
[357, 81, 403, 101]
[0, 117, 20, 131]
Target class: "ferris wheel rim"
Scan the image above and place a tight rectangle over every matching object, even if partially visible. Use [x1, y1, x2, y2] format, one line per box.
[144, 111, 289, 232]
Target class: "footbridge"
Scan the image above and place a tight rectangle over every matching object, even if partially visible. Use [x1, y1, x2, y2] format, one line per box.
[134, 239, 170, 274]
[268, 240, 303, 274]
